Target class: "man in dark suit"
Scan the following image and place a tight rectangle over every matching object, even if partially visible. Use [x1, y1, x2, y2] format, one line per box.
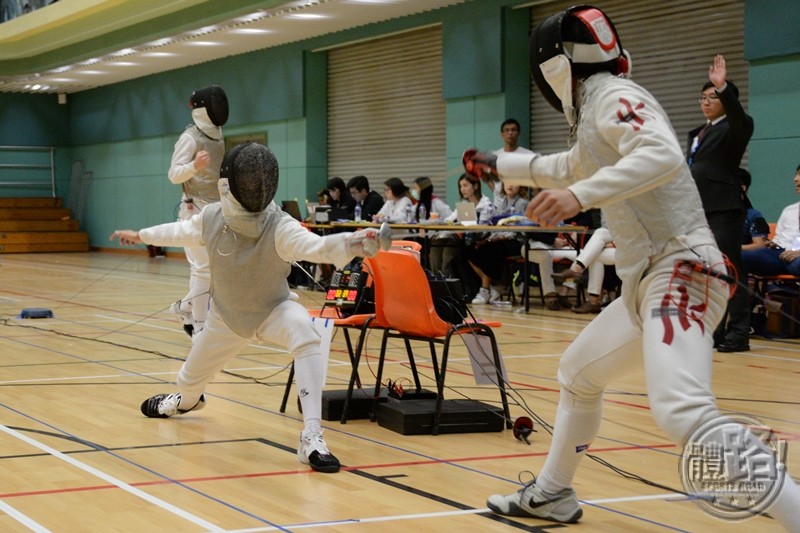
[687, 54, 755, 352]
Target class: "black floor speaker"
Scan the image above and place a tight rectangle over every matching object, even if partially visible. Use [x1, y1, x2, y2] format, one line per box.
[321, 388, 388, 421]
[375, 398, 505, 435]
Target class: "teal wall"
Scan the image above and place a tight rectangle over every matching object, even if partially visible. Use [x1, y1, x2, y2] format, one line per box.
[2, 0, 797, 248]
[744, 0, 800, 221]
[0, 93, 71, 199]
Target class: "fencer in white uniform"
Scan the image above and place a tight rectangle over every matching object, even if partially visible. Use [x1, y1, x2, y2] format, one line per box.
[464, 5, 800, 529]
[111, 143, 386, 474]
[167, 85, 228, 336]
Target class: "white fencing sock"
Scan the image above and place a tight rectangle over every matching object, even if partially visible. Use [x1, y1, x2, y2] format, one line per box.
[293, 351, 324, 434]
[537, 388, 603, 493]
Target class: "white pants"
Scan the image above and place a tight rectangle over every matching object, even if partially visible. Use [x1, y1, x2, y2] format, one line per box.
[527, 241, 576, 295]
[179, 199, 211, 324]
[575, 228, 616, 296]
[175, 299, 324, 425]
[539, 244, 728, 488]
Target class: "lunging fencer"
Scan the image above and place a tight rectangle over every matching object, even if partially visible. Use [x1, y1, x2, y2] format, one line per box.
[111, 143, 389, 473]
[167, 85, 229, 336]
[464, 5, 800, 529]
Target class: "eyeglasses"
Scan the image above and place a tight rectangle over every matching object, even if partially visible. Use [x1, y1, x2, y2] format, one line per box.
[698, 94, 720, 103]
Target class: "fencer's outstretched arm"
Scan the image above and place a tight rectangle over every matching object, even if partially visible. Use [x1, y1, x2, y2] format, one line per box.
[110, 217, 203, 248]
[109, 230, 142, 246]
[496, 84, 686, 212]
[274, 217, 385, 268]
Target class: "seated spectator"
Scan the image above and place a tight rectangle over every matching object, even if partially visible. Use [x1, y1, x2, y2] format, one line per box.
[742, 164, 800, 277]
[739, 168, 770, 251]
[326, 177, 356, 219]
[306, 188, 329, 223]
[374, 177, 414, 223]
[551, 226, 616, 313]
[430, 173, 491, 298]
[525, 207, 601, 310]
[412, 176, 451, 222]
[717, 165, 800, 352]
[467, 182, 530, 304]
[347, 175, 384, 222]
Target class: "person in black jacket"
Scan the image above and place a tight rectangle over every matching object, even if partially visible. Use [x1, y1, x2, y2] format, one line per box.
[687, 54, 754, 352]
[347, 175, 384, 222]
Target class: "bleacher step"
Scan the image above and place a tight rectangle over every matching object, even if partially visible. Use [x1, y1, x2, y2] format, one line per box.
[0, 197, 88, 253]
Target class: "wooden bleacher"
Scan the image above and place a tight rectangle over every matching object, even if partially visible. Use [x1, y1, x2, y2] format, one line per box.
[0, 197, 89, 253]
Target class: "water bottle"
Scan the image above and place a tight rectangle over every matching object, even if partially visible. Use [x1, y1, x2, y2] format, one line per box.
[405, 204, 413, 223]
[354, 203, 362, 222]
[418, 204, 427, 222]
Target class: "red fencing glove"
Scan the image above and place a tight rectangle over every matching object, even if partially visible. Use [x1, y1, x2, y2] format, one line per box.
[462, 148, 498, 182]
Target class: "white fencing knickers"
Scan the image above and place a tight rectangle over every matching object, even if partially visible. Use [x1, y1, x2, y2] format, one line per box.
[179, 197, 211, 326]
[537, 243, 728, 491]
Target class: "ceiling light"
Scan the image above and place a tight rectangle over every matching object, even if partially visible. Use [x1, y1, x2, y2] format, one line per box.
[231, 28, 272, 34]
[289, 13, 327, 20]
[187, 41, 221, 46]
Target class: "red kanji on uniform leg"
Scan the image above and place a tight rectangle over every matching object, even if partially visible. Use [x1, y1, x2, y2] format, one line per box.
[661, 285, 706, 345]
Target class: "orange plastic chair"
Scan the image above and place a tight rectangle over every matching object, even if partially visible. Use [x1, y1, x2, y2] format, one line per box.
[391, 239, 423, 252]
[364, 250, 511, 434]
[279, 307, 378, 421]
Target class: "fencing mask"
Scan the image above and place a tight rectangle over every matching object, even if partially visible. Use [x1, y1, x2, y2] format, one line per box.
[190, 85, 229, 127]
[530, 5, 629, 126]
[219, 143, 278, 213]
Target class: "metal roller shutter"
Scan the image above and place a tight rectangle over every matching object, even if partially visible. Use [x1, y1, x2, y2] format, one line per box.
[327, 26, 447, 199]
[529, 0, 747, 158]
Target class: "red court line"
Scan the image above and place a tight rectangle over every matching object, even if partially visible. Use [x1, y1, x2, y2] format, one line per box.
[0, 441, 675, 500]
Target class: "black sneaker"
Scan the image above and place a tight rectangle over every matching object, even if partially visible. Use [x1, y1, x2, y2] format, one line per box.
[140, 393, 206, 418]
[297, 429, 340, 473]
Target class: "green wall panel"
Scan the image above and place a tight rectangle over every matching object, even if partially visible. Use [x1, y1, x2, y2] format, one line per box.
[746, 55, 800, 222]
[445, 94, 506, 201]
[442, 3, 503, 98]
[745, 0, 800, 60]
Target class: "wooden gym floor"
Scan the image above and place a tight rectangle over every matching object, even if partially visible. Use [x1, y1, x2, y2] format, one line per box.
[0, 252, 797, 532]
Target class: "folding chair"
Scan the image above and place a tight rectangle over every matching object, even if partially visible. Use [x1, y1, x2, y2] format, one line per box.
[391, 239, 423, 252]
[365, 250, 512, 435]
[281, 263, 380, 423]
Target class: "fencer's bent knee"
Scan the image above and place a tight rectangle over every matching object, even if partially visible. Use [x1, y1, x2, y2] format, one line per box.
[286, 318, 322, 359]
[557, 368, 603, 410]
[648, 391, 717, 445]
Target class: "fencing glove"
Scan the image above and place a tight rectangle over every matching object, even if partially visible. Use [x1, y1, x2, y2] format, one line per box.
[346, 223, 392, 258]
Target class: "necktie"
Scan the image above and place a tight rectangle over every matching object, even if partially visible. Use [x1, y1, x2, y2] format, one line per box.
[696, 121, 712, 143]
